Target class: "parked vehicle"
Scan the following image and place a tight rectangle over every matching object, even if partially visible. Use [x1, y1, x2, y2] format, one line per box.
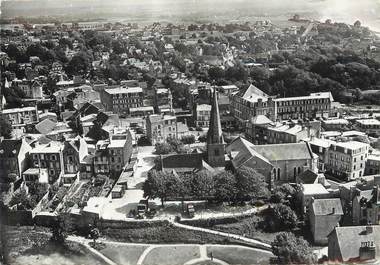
[186, 203, 195, 218]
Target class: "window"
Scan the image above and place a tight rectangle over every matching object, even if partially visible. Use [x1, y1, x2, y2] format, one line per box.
[214, 149, 219, 156]
[277, 168, 281, 180]
[51, 155, 56, 161]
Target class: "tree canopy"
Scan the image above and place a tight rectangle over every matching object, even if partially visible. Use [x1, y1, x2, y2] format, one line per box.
[271, 232, 316, 264]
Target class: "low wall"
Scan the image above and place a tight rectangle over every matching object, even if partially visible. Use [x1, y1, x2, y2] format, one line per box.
[179, 212, 255, 228]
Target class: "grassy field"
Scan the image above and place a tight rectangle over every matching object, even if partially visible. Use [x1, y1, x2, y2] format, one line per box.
[100, 244, 148, 265]
[207, 246, 272, 265]
[102, 223, 232, 244]
[144, 245, 200, 265]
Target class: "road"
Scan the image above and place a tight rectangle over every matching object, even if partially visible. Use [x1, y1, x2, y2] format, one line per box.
[101, 146, 157, 220]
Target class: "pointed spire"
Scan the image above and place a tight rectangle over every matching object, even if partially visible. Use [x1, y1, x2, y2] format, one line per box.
[207, 88, 224, 144]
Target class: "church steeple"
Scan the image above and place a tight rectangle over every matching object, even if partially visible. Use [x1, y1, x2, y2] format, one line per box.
[207, 88, 225, 167]
[207, 88, 224, 145]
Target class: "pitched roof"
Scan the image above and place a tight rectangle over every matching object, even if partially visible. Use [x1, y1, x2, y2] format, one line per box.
[242, 84, 269, 103]
[311, 198, 343, 216]
[251, 142, 313, 161]
[0, 139, 23, 157]
[35, 119, 57, 135]
[227, 137, 271, 168]
[298, 169, 319, 184]
[252, 115, 274, 125]
[161, 153, 206, 173]
[331, 226, 380, 262]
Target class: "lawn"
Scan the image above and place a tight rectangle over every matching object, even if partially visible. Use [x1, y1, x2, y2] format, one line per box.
[143, 245, 200, 265]
[102, 223, 231, 244]
[207, 246, 273, 265]
[99, 243, 148, 265]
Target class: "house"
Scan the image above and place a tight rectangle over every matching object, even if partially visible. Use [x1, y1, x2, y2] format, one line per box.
[309, 198, 343, 245]
[328, 226, 380, 263]
[1, 106, 39, 130]
[0, 139, 32, 192]
[246, 117, 321, 145]
[108, 132, 133, 178]
[29, 141, 64, 184]
[194, 104, 211, 128]
[365, 154, 380, 175]
[352, 185, 380, 225]
[326, 141, 369, 180]
[62, 137, 89, 184]
[100, 86, 144, 115]
[146, 115, 177, 144]
[22, 168, 49, 184]
[300, 183, 332, 213]
[355, 119, 380, 136]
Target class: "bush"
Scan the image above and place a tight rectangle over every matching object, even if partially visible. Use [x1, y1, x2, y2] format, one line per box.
[196, 126, 203, 131]
[198, 135, 207, 142]
[181, 135, 195, 145]
[137, 135, 151, 146]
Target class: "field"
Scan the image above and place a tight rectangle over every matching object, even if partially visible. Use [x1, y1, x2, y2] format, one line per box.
[102, 223, 232, 244]
[100, 244, 148, 265]
[98, 243, 273, 265]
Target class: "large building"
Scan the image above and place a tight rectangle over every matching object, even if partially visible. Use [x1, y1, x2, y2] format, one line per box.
[0, 106, 39, 130]
[230, 84, 275, 124]
[226, 137, 318, 186]
[146, 114, 177, 144]
[246, 116, 321, 145]
[101, 86, 144, 115]
[326, 141, 369, 180]
[230, 85, 334, 126]
[274, 92, 333, 121]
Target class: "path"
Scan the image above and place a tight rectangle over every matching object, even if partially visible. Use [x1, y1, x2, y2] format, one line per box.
[67, 235, 272, 265]
[170, 220, 271, 249]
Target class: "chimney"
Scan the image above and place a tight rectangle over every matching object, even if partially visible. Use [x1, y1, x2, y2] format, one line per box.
[332, 207, 335, 214]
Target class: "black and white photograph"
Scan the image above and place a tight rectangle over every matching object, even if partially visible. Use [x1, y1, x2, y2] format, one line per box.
[0, 0, 380, 264]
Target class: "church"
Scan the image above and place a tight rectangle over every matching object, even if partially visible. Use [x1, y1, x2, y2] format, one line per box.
[156, 89, 226, 174]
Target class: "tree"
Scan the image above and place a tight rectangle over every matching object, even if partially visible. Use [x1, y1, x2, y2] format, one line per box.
[89, 227, 100, 245]
[235, 166, 269, 201]
[143, 170, 178, 206]
[267, 204, 298, 231]
[213, 171, 237, 203]
[0, 117, 12, 139]
[154, 142, 173, 155]
[271, 232, 316, 264]
[181, 135, 195, 145]
[50, 214, 72, 244]
[189, 170, 215, 199]
[66, 52, 91, 76]
[271, 184, 296, 203]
